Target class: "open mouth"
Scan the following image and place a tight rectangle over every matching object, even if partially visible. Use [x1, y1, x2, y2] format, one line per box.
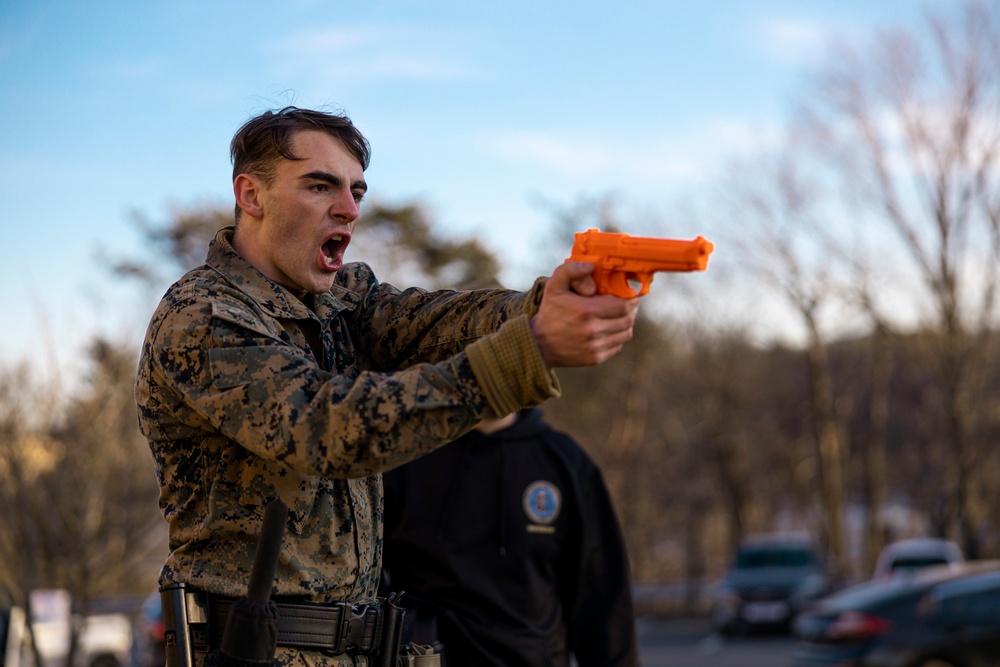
[322, 234, 348, 265]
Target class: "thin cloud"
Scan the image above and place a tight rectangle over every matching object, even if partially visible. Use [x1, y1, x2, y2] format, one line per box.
[483, 116, 783, 185]
[701, 117, 783, 155]
[265, 24, 477, 82]
[340, 55, 470, 81]
[758, 17, 830, 66]
[485, 131, 608, 175]
[630, 118, 783, 183]
[268, 26, 386, 54]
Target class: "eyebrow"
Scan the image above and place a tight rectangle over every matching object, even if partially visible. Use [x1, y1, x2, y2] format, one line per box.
[301, 170, 368, 193]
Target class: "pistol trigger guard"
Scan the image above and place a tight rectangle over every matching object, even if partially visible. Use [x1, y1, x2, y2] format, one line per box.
[636, 274, 652, 297]
[621, 272, 648, 299]
[608, 271, 637, 299]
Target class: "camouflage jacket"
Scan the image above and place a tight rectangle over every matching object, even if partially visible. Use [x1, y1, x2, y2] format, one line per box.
[135, 227, 560, 605]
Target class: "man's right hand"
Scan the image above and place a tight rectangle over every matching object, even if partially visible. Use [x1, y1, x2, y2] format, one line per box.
[529, 261, 640, 368]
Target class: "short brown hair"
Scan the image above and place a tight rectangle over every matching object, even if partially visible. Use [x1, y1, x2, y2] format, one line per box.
[229, 106, 371, 220]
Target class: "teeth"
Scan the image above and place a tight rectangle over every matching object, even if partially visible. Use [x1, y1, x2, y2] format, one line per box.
[323, 235, 343, 264]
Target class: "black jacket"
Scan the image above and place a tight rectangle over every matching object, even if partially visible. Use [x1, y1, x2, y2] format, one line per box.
[381, 408, 639, 667]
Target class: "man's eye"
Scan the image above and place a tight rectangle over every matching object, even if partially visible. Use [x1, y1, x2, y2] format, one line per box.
[353, 192, 365, 203]
[312, 183, 328, 192]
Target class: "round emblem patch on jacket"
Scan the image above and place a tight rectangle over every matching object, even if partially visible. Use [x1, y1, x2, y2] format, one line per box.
[522, 480, 562, 525]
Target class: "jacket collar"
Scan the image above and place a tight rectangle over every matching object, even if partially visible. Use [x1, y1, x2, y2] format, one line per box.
[206, 226, 354, 322]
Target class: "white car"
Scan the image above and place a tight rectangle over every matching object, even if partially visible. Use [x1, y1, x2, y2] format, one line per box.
[4, 590, 133, 667]
[873, 537, 964, 580]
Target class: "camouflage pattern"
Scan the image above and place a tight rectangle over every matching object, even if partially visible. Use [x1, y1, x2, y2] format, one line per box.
[135, 227, 558, 665]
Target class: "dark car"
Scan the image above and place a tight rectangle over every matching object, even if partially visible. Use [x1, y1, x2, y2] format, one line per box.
[791, 560, 1000, 667]
[712, 533, 832, 634]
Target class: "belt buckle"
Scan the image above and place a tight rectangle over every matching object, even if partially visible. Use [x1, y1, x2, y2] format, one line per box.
[330, 602, 381, 655]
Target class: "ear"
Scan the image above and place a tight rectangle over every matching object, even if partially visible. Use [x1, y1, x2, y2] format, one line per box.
[233, 174, 264, 220]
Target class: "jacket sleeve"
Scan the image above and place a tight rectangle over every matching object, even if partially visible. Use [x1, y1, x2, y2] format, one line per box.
[340, 267, 544, 367]
[343, 268, 561, 418]
[567, 459, 641, 667]
[138, 272, 557, 479]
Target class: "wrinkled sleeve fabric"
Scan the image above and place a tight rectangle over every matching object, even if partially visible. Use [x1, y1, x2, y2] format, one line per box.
[138, 265, 559, 480]
[346, 268, 559, 417]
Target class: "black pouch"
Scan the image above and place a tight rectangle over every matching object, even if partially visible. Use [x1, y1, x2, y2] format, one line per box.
[374, 592, 406, 667]
[215, 597, 278, 667]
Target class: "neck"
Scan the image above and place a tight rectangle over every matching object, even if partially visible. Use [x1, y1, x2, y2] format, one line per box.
[475, 412, 518, 434]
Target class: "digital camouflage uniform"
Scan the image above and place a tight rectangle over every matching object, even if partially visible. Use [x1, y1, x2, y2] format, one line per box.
[135, 227, 561, 666]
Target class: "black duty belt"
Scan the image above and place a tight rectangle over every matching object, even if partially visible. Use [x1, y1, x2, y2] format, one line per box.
[207, 595, 384, 656]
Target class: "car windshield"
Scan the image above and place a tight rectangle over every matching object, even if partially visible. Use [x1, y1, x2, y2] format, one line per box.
[890, 556, 949, 570]
[736, 546, 814, 568]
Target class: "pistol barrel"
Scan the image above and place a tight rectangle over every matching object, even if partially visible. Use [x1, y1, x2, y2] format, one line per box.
[570, 229, 715, 272]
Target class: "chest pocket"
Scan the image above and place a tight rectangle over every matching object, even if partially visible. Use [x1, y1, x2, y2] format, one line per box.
[208, 302, 310, 389]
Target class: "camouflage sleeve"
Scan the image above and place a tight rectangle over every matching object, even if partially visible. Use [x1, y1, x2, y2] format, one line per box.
[337, 265, 547, 368]
[340, 266, 559, 417]
[142, 271, 557, 480]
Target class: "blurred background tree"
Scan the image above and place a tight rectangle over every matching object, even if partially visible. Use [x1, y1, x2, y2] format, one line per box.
[726, 0, 1000, 562]
[801, 0, 1000, 560]
[0, 341, 162, 623]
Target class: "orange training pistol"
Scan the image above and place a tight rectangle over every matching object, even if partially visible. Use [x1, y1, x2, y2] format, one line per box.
[567, 228, 715, 299]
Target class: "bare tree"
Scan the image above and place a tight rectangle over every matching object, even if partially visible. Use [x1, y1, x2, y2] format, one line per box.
[714, 146, 853, 579]
[48, 340, 164, 598]
[798, 0, 1000, 556]
[0, 343, 163, 667]
[0, 343, 163, 599]
[0, 365, 64, 599]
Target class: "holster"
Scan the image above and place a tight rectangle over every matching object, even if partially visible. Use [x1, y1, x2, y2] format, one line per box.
[373, 592, 405, 667]
[160, 583, 209, 667]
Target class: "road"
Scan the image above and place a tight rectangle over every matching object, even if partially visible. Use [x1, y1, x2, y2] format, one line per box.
[637, 616, 798, 667]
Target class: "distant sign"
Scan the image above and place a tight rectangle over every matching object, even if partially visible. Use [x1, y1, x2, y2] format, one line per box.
[29, 589, 71, 624]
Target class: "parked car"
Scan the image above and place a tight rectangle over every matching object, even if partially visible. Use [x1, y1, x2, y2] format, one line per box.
[791, 560, 1000, 667]
[712, 532, 832, 634]
[873, 538, 964, 580]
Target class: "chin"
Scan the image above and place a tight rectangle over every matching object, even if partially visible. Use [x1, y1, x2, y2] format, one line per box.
[310, 278, 338, 294]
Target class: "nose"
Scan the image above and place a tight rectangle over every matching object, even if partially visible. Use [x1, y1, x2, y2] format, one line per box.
[330, 188, 360, 221]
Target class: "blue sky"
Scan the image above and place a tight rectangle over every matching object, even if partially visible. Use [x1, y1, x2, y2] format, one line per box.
[0, 1, 935, 381]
